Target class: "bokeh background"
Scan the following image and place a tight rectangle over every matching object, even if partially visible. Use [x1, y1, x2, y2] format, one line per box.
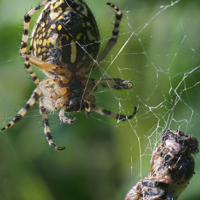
[0, 0, 200, 199]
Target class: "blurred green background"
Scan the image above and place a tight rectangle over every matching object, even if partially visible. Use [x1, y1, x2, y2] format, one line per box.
[0, 0, 200, 199]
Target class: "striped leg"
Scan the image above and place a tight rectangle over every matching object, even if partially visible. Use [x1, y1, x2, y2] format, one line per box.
[90, 78, 133, 90]
[20, 0, 51, 55]
[25, 46, 40, 84]
[90, 104, 137, 121]
[1, 88, 41, 131]
[39, 98, 65, 151]
[96, 3, 122, 63]
[20, 0, 51, 83]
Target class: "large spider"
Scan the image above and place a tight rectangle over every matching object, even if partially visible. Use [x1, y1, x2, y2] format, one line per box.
[1, 0, 137, 150]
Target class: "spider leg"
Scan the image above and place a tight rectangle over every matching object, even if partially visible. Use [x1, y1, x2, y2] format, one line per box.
[20, 0, 52, 83]
[84, 101, 91, 117]
[96, 3, 122, 63]
[1, 88, 41, 131]
[39, 97, 65, 151]
[21, 55, 66, 75]
[24, 46, 40, 84]
[90, 104, 137, 121]
[20, 0, 51, 56]
[59, 106, 76, 124]
[90, 78, 133, 90]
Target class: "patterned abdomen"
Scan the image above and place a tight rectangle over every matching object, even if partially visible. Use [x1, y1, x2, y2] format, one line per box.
[31, 0, 100, 72]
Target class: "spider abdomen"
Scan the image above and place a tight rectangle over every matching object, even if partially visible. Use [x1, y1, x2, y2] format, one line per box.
[31, 0, 100, 72]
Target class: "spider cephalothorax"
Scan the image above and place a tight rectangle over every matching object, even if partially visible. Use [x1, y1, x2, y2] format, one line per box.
[1, 0, 137, 150]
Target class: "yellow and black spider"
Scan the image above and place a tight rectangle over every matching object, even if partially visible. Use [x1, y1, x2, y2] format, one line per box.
[1, 0, 137, 150]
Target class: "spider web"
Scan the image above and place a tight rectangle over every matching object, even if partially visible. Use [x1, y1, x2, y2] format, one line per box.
[87, 0, 200, 199]
[0, 0, 200, 200]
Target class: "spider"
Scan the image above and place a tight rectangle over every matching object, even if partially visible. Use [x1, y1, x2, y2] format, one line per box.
[125, 129, 199, 200]
[1, 0, 137, 151]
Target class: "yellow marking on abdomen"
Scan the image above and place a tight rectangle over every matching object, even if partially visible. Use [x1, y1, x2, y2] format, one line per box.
[70, 40, 77, 63]
[76, 33, 83, 40]
[43, 39, 47, 46]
